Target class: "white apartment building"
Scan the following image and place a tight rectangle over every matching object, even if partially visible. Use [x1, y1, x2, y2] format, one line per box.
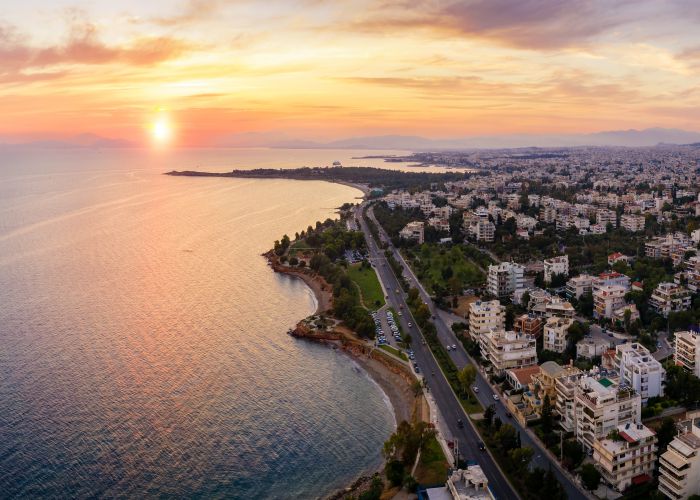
[597, 208, 618, 228]
[593, 284, 627, 319]
[649, 282, 692, 317]
[674, 331, 700, 378]
[468, 300, 505, 341]
[593, 423, 657, 492]
[620, 214, 646, 232]
[480, 330, 537, 376]
[544, 255, 569, 284]
[487, 262, 525, 299]
[556, 369, 584, 432]
[543, 316, 574, 353]
[566, 274, 595, 299]
[399, 221, 425, 244]
[574, 375, 642, 451]
[577, 338, 612, 359]
[616, 343, 665, 402]
[659, 422, 700, 500]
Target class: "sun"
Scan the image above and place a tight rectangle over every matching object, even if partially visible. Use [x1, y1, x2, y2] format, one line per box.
[150, 113, 172, 144]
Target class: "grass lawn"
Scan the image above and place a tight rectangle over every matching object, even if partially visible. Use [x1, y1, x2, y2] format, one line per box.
[414, 435, 450, 485]
[379, 344, 408, 361]
[347, 263, 385, 309]
[405, 244, 485, 293]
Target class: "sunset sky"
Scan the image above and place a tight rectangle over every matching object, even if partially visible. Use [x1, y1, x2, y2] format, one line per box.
[2, 0, 700, 146]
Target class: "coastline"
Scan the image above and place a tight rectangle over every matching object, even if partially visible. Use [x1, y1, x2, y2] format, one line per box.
[266, 251, 427, 499]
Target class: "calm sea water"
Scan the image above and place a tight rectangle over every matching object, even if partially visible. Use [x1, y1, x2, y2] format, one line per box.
[0, 149, 399, 499]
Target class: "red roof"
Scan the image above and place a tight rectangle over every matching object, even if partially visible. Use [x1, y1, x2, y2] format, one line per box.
[619, 431, 638, 444]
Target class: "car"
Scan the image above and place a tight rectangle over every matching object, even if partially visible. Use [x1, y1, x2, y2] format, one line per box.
[446, 345, 451, 351]
[657, 342, 662, 348]
[478, 441, 486, 451]
[407, 322, 412, 327]
[492, 394, 499, 401]
[398, 311, 402, 316]
[506, 412, 512, 418]
[457, 419, 464, 428]
[473, 386, 479, 393]
[451, 345, 457, 350]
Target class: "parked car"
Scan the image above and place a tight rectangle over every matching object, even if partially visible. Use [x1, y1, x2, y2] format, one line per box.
[473, 386, 479, 393]
[492, 394, 499, 401]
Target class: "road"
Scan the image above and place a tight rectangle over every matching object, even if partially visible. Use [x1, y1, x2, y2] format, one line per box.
[358, 203, 588, 500]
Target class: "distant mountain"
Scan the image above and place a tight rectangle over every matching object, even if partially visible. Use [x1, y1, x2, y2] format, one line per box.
[217, 128, 700, 150]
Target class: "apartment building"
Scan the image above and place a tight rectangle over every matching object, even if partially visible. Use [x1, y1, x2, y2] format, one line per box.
[487, 262, 525, 299]
[566, 274, 595, 299]
[674, 330, 700, 377]
[545, 298, 576, 319]
[540, 205, 557, 223]
[574, 375, 642, 451]
[480, 330, 537, 376]
[544, 255, 569, 284]
[513, 314, 543, 339]
[593, 422, 657, 492]
[543, 316, 574, 353]
[620, 214, 646, 232]
[597, 208, 618, 228]
[659, 422, 700, 500]
[399, 221, 425, 244]
[556, 368, 584, 432]
[593, 284, 627, 319]
[526, 361, 580, 418]
[468, 300, 505, 341]
[577, 338, 612, 359]
[649, 282, 692, 317]
[616, 343, 665, 402]
[594, 272, 631, 292]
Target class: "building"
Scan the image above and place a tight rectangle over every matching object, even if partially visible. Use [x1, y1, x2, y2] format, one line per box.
[555, 368, 584, 432]
[468, 300, 505, 341]
[594, 272, 631, 292]
[577, 338, 611, 359]
[593, 423, 657, 492]
[621, 214, 646, 232]
[486, 262, 525, 299]
[649, 282, 692, 317]
[616, 343, 665, 402]
[513, 314, 544, 339]
[505, 365, 541, 391]
[399, 221, 425, 244]
[659, 421, 700, 500]
[543, 316, 574, 353]
[480, 330, 537, 376]
[574, 374, 642, 451]
[544, 298, 576, 318]
[674, 330, 700, 377]
[566, 274, 595, 299]
[445, 465, 494, 500]
[544, 255, 569, 284]
[464, 208, 495, 243]
[597, 208, 618, 228]
[525, 361, 580, 418]
[608, 252, 630, 266]
[593, 284, 627, 319]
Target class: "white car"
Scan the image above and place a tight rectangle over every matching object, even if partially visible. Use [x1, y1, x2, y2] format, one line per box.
[451, 344, 457, 350]
[445, 345, 451, 351]
[493, 394, 499, 401]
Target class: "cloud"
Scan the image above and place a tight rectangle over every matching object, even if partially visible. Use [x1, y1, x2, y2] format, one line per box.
[354, 0, 636, 50]
[0, 16, 190, 83]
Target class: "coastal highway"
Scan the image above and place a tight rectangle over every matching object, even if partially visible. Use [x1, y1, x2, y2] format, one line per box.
[356, 204, 519, 500]
[357, 203, 589, 500]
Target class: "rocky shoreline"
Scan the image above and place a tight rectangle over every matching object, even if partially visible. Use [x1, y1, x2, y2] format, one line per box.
[265, 251, 426, 499]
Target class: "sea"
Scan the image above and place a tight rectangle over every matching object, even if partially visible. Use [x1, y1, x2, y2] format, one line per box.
[0, 148, 428, 499]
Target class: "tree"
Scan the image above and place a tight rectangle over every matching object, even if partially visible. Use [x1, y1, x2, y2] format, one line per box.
[484, 404, 496, 428]
[541, 394, 553, 432]
[385, 459, 405, 487]
[495, 424, 518, 452]
[457, 365, 477, 398]
[581, 463, 601, 490]
[508, 447, 534, 476]
[656, 417, 677, 454]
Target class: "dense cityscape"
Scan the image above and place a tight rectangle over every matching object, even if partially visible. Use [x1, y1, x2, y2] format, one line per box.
[252, 143, 700, 500]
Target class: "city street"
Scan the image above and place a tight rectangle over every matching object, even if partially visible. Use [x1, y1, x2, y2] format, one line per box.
[359, 203, 589, 500]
